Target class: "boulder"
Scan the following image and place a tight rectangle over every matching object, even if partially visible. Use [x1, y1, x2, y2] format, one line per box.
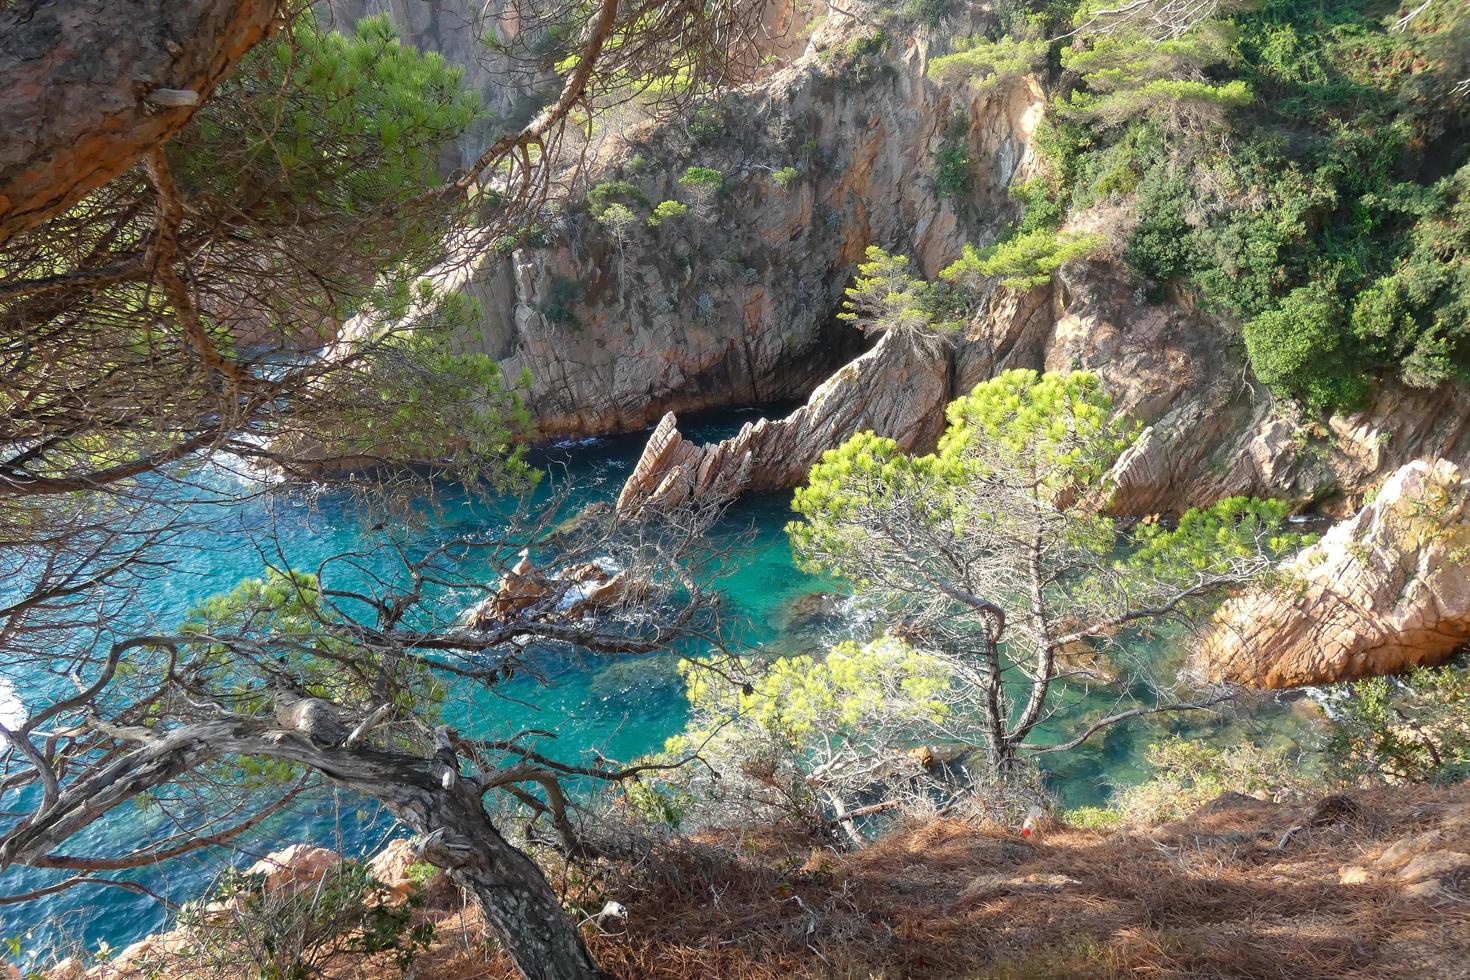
[46, 957, 84, 980]
[245, 844, 341, 895]
[774, 591, 846, 635]
[1197, 458, 1470, 689]
[462, 551, 552, 628]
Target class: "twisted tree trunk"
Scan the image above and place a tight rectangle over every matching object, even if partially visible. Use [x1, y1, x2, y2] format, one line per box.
[0, 721, 606, 980]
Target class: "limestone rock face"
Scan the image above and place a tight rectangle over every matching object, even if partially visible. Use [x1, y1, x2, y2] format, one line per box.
[1197, 458, 1470, 689]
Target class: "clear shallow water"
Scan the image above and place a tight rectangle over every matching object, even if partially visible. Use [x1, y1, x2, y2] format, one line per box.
[0, 408, 1313, 963]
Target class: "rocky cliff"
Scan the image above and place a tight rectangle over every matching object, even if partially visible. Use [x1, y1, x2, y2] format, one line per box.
[341, 1, 1470, 513]
[1197, 458, 1470, 689]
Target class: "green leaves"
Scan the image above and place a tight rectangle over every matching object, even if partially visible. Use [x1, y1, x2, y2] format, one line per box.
[646, 199, 689, 227]
[1243, 282, 1369, 412]
[937, 369, 1135, 493]
[677, 166, 724, 189]
[1325, 666, 1470, 786]
[940, 231, 1106, 291]
[928, 35, 1049, 89]
[837, 246, 962, 354]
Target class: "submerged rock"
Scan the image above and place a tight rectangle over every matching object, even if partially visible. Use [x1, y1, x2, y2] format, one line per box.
[1197, 458, 1470, 689]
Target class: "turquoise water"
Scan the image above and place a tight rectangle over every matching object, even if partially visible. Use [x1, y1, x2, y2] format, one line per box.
[0, 408, 1311, 964]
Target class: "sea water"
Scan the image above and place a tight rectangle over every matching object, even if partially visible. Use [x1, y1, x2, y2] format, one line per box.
[0, 408, 1312, 962]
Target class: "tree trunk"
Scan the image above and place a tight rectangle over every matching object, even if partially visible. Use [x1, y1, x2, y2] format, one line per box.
[0, 0, 278, 246]
[416, 784, 609, 980]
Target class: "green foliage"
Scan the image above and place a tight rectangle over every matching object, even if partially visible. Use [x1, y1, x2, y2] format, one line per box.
[646, 199, 689, 227]
[174, 862, 434, 978]
[540, 275, 583, 326]
[1124, 496, 1301, 582]
[902, 0, 957, 28]
[652, 637, 961, 832]
[1325, 666, 1470, 786]
[678, 166, 725, 190]
[837, 246, 962, 354]
[1112, 737, 1313, 824]
[846, 31, 888, 59]
[677, 636, 953, 750]
[1062, 78, 1252, 126]
[771, 166, 800, 189]
[1244, 283, 1368, 411]
[940, 229, 1105, 291]
[928, 35, 1048, 89]
[787, 368, 1301, 768]
[596, 202, 639, 238]
[934, 140, 971, 199]
[585, 179, 648, 218]
[181, 13, 477, 224]
[1034, 0, 1470, 410]
[687, 106, 723, 143]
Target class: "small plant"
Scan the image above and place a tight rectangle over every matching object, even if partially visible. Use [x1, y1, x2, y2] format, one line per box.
[846, 31, 887, 59]
[771, 166, 800, 189]
[540, 275, 583, 326]
[647, 199, 688, 227]
[934, 141, 970, 198]
[688, 106, 722, 143]
[171, 862, 434, 978]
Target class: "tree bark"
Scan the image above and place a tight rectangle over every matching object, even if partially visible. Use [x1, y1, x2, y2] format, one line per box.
[0, 723, 607, 980]
[0, 0, 278, 247]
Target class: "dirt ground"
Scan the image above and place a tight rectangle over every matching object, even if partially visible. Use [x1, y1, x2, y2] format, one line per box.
[415, 783, 1470, 980]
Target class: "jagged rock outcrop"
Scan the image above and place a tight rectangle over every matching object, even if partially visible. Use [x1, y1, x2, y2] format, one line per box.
[615, 329, 950, 514]
[1197, 458, 1470, 689]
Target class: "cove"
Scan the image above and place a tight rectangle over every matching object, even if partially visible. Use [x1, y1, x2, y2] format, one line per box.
[0, 407, 1312, 961]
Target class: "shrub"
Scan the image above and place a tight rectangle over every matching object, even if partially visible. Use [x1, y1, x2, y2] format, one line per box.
[646, 199, 689, 227]
[585, 179, 647, 218]
[928, 35, 1048, 89]
[1112, 737, 1313, 825]
[170, 862, 434, 978]
[540, 275, 582, 326]
[934, 141, 970, 198]
[1324, 666, 1470, 786]
[941, 229, 1106, 291]
[771, 166, 799, 189]
[1243, 283, 1368, 411]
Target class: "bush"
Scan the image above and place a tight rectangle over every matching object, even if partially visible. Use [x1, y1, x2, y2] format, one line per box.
[1112, 737, 1313, 825]
[170, 862, 434, 978]
[934, 141, 970, 199]
[540, 275, 582, 326]
[941, 229, 1106, 291]
[771, 166, 799, 189]
[1324, 665, 1470, 786]
[1243, 283, 1368, 411]
[647, 199, 688, 227]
